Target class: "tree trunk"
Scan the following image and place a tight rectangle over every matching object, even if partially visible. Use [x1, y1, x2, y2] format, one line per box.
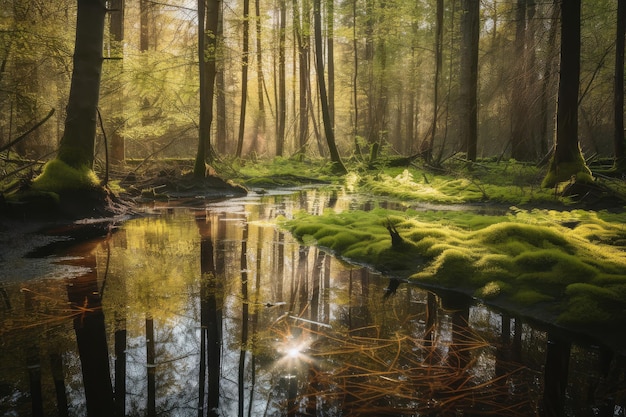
[56, 0, 107, 171]
[542, 0, 592, 187]
[139, 0, 150, 51]
[313, 0, 346, 173]
[427, 0, 444, 163]
[510, 0, 534, 161]
[539, 1, 560, 157]
[109, 0, 125, 164]
[614, 0, 626, 170]
[236, 0, 250, 157]
[293, 0, 310, 152]
[327, 0, 335, 128]
[253, 0, 266, 154]
[276, 0, 287, 156]
[459, 0, 479, 161]
[351, 0, 359, 154]
[194, 0, 219, 178]
[216, 3, 227, 154]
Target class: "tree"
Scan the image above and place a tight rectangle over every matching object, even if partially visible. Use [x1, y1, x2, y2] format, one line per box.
[614, 0, 626, 171]
[313, 0, 347, 173]
[252, 0, 267, 154]
[425, 0, 444, 163]
[108, 0, 125, 164]
[542, 0, 592, 187]
[459, 0, 479, 161]
[235, 0, 250, 157]
[194, 0, 219, 177]
[33, 0, 107, 191]
[293, 0, 311, 152]
[510, 0, 536, 161]
[276, 0, 287, 157]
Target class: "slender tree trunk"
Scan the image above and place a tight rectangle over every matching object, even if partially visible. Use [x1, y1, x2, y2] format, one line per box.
[139, 0, 151, 51]
[427, 0, 444, 162]
[352, 0, 359, 154]
[216, 2, 227, 154]
[543, 0, 592, 187]
[327, 0, 335, 128]
[459, 0, 479, 161]
[615, 0, 626, 170]
[109, 0, 125, 164]
[194, 0, 219, 177]
[56, 0, 107, 170]
[511, 0, 531, 161]
[236, 0, 250, 157]
[293, 0, 310, 151]
[539, 1, 560, 157]
[313, 0, 346, 173]
[276, 0, 287, 156]
[253, 0, 266, 154]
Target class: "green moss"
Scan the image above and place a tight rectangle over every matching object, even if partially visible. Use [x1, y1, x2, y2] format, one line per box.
[511, 289, 554, 305]
[477, 223, 569, 250]
[282, 198, 626, 328]
[558, 294, 613, 325]
[31, 159, 100, 192]
[542, 159, 594, 188]
[475, 280, 512, 299]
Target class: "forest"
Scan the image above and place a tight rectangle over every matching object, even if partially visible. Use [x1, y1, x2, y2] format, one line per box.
[2, 0, 626, 415]
[1, 0, 626, 180]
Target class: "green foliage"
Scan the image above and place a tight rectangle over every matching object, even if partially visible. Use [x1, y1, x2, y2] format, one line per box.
[31, 159, 100, 192]
[282, 205, 626, 329]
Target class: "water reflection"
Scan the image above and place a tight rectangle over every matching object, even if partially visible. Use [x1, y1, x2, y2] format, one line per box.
[1, 189, 625, 416]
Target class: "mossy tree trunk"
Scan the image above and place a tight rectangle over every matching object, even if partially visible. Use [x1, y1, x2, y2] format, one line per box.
[542, 0, 592, 188]
[57, 0, 107, 170]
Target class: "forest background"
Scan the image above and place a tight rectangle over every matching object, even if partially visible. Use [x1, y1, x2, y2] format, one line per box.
[1, 0, 624, 179]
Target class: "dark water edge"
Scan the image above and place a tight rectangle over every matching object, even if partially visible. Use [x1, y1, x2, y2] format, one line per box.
[1, 188, 625, 416]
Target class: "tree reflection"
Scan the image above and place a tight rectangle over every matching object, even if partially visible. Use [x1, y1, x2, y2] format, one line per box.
[65, 239, 115, 417]
[195, 211, 222, 417]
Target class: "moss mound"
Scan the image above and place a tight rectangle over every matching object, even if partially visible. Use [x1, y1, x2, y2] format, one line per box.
[282, 207, 626, 329]
[31, 159, 101, 192]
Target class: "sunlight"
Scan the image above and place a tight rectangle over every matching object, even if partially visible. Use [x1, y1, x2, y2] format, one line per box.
[274, 334, 316, 371]
[287, 347, 300, 359]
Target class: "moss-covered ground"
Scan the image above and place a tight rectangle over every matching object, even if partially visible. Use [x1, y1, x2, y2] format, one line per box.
[256, 156, 626, 338]
[283, 207, 626, 334]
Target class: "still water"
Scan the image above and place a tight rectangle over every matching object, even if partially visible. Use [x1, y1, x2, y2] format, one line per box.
[1, 188, 625, 416]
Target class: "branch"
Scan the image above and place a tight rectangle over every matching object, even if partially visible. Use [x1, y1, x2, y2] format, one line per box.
[0, 108, 55, 154]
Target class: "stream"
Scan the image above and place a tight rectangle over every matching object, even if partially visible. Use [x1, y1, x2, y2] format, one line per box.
[1, 187, 625, 416]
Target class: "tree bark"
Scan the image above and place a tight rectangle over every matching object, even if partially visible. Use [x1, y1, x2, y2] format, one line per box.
[253, 0, 266, 154]
[614, 0, 626, 170]
[327, 0, 335, 128]
[276, 0, 287, 156]
[427, 0, 444, 163]
[56, 0, 107, 170]
[293, 0, 310, 151]
[543, 0, 592, 187]
[194, 0, 219, 177]
[236, 0, 250, 157]
[109, 0, 125, 164]
[459, 0, 479, 161]
[313, 0, 346, 173]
